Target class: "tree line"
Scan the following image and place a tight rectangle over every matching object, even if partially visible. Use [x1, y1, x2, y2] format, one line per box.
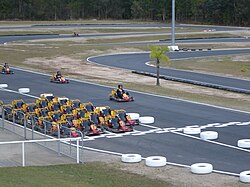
[0, 0, 249, 26]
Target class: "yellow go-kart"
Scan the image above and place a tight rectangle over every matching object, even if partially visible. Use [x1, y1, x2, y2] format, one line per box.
[109, 89, 134, 102]
[50, 74, 69, 84]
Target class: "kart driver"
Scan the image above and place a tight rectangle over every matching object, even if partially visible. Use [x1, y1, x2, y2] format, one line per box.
[116, 84, 129, 99]
[55, 71, 62, 80]
[2, 63, 9, 71]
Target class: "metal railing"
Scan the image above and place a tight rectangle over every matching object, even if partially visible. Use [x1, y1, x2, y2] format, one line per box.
[0, 104, 85, 166]
[0, 137, 81, 167]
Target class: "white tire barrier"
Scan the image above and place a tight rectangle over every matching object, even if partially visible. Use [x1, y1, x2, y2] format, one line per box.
[121, 154, 142, 163]
[0, 84, 8, 88]
[191, 163, 213, 174]
[139, 116, 155, 124]
[127, 113, 140, 120]
[183, 127, 201, 135]
[18, 88, 30, 94]
[237, 139, 250, 148]
[240, 171, 250, 183]
[145, 156, 167, 167]
[200, 131, 218, 140]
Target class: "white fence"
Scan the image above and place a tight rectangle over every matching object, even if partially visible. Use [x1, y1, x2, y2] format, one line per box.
[0, 105, 84, 167]
[0, 137, 82, 167]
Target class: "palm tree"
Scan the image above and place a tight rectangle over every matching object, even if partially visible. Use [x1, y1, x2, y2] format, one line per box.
[149, 45, 170, 86]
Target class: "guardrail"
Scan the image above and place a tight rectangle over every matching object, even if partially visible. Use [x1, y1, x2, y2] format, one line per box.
[0, 137, 81, 167]
[0, 104, 84, 166]
[132, 70, 250, 94]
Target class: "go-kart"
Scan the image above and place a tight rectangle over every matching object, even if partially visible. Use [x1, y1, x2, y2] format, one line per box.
[109, 89, 134, 102]
[105, 116, 133, 133]
[1, 67, 14, 74]
[115, 110, 139, 125]
[50, 74, 69, 84]
[81, 118, 104, 136]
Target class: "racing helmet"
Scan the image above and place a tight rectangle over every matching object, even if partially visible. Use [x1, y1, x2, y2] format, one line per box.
[118, 84, 123, 89]
[57, 71, 61, 75]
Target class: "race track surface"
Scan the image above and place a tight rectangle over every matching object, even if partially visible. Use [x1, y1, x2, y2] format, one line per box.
[0, 24, 250, 174]
[1, 68, 250, 174]
[88, 49, 250, 92]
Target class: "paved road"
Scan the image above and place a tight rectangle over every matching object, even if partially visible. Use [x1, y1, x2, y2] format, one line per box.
[1, 68, 250, 173]
[0, 23, 249, 31]
[88, 49, 250, 92]
[0, 24, 250, 173]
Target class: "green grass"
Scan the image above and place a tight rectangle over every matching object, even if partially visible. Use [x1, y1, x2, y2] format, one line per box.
[0, 163, 171, 187]
[157, 55, 250, 79]
[85, 32, 236, 44]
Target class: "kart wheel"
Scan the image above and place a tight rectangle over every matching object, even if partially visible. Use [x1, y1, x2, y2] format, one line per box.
[145, 156, 167, 167]
[237, 139, 250, 148]
[121, 154, 142, 163]
[240, 171, 250, 183]
[190, 163, 213, 174]
[200, 131, 218, 140]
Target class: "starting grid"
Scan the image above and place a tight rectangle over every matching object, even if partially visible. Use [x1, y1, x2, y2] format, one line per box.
[82, 121, 250, 141]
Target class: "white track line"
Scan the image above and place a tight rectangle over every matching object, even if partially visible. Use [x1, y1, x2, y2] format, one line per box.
[6, 65, 250, 115]
[86, 55, 250, 115]
[172, 131, 250, 153]
[0, 87, 38, 99]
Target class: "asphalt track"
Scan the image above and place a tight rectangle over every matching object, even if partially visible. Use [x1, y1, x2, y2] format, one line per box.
[88, 49, 250, 93]
[1, 68, 250, 174]
[0, 24, 250, 174]
[0, 23, 249, 31]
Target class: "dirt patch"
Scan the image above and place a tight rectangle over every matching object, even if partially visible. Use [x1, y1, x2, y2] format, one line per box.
[23, 55, 250, 102]
[81, 151, 243, 187]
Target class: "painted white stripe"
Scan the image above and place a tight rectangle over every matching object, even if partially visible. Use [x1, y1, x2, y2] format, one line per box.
[145, 58, 250, 83]
[139, 123, 159, 129]
[8, 66, 250, 115]
[172, 131, 250, 153]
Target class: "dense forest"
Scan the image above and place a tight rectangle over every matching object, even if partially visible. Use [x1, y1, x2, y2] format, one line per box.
[0, 0, 249, 26]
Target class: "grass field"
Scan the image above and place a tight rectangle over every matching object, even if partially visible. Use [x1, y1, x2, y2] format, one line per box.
[0, 163, 171, 187]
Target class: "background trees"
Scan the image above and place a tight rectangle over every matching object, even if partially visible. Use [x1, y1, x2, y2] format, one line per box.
[0, 0, 249, 26]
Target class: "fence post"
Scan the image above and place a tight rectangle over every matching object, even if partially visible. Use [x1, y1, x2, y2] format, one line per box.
[44, 120, 47, 135]
[12, 112, 15, 132]
[31, 117, 34, 140]
[1, 107, 4, 130]
[22, 142, 25, 167]
[57, 125, 61, 156]
[23, 113, 27, 140]
[69, 128, 72, 154]
[76, 138, 79, 164]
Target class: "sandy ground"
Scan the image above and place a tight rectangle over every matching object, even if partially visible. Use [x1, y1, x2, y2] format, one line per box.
[23, 54, 250, 102]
